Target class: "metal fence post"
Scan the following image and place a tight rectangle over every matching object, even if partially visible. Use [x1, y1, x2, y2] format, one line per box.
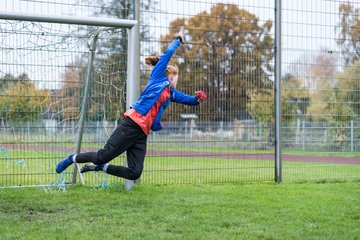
[259, 122, 262, 144]
[72, 33, 99, 184]
[302, 120, 305, 151]
[184, 121, 189, 147]
[350, 120, 354, 152]
[220, 121, 224, 148]
[124, 0, 140, 190]
[274, 0, 282, 183]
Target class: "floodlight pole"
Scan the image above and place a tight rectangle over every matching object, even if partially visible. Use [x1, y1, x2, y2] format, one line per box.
[274, 0, 282, 183]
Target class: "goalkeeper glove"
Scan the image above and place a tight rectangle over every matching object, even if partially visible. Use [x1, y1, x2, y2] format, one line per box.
[195, 91, 207, 103]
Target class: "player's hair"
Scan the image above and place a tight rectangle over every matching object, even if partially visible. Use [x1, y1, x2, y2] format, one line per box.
[165, 65, 179, 77]
[145, 55, 179, 77]
[145, 55, 159, 66]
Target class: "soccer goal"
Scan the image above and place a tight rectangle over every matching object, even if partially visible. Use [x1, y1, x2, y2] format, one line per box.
[0, 11, 139, 189]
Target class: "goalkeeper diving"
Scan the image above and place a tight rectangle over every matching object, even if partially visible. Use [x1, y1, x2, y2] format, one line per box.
[56, 26, 207, 180]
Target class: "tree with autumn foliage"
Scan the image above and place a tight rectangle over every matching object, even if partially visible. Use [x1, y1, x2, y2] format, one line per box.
[247, 74, 309, 124]
[302, 54, 357, 150]
[288, 50, 356, 122]
[159, 3, 274, 122]
[54, 59, 85, 121]
[0, 74, 49, 122]
[337, 3, 360, 66]
[336, 60, 360, 117]
[54, 57, 126, 121]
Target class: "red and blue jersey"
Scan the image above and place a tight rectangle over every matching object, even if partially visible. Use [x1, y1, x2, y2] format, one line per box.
[125, 39, 199, 134]
[124, 87, 170, 135]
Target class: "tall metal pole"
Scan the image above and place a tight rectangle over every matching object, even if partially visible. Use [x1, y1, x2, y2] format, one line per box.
[72, 33, 99, 184]
[274, 0, 282, 183]
[124, 0, 140, 190]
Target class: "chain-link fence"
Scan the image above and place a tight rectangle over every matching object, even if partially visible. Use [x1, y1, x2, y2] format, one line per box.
[0, 0, 359, 187]
[281, 0, 360, 181]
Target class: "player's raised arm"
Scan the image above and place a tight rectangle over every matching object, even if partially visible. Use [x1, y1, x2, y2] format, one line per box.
[146, 26, 184, 80]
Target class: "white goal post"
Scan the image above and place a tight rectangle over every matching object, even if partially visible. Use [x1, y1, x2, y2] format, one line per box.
[0, 10, 140, 189]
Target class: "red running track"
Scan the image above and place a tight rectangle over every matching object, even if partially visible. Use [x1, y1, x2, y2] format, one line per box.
[147, 150, 360, 165]
[1, 145, 359, 165]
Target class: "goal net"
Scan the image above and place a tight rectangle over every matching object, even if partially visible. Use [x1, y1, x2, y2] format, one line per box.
[0, 14, 136, 188]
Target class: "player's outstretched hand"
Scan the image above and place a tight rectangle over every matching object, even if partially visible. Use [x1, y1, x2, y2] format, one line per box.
[178, 26, 185, 38]
[176, 26, 185, 44]
[195, 90, 207, 103]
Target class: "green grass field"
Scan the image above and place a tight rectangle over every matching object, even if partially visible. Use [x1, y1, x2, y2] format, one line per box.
[0, 181, 359, 240]
[1, 148, 359, 239]
[1, 145, 360, 186]
[1, 152, 360, 187]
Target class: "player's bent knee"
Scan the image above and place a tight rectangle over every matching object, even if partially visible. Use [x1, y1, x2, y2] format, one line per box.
[129, 170, 142, 180]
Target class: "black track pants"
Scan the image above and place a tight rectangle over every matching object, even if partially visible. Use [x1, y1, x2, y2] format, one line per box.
[76, 117, 147, 180]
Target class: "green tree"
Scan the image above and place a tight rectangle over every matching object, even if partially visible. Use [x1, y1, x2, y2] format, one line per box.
[247, 75, 309, 123]
[0, 73, 33, 90]
[307, 81, 355, 150]
[56, 57, 124, 122]
[88, 55, 126, 121]
[336, 60, 360, 116]
[55, 59, 85, 120]
[304, 56, 357, 150]
[0, 74, 49, 122]
[306, 59, 358, 122]
[307, 82, 355, 122]
[160, 3, 274, 121]
[337, 3, 360, 66]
